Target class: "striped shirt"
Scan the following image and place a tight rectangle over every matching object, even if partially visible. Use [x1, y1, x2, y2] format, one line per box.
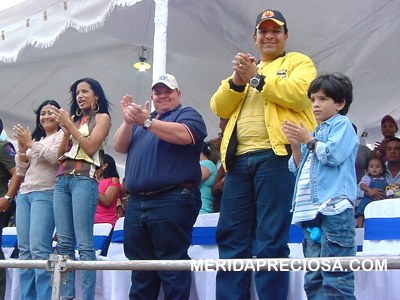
[292, 153, 353, 225]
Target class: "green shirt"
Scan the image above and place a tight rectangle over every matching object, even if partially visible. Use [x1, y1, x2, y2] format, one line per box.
[0, 141, 16, 196]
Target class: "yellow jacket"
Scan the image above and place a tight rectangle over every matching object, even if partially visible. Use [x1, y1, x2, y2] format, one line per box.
[210, 52, 317, 170]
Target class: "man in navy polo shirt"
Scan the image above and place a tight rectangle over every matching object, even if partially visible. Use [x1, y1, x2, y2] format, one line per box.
[114, 74, 207, 300]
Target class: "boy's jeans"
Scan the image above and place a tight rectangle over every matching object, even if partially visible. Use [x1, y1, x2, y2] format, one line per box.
[302, 208, 356, 300]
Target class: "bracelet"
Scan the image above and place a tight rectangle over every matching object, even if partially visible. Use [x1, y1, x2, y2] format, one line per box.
[4, 195, 13, 202]
[18, 151, 27, 156]
[116, 204, 125, 211]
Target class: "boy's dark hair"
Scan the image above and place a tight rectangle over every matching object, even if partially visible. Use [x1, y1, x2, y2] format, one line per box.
[307, 72, 353, 115]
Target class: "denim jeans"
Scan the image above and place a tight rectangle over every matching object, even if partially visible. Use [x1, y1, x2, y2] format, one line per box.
[124, 187, 201, 300]
[16, 190, 55, 300]
[302, 208, 356, 300]
[0, 202, 15, 300]
[216, 150, 294, 300]
[53, 175, 98, 300]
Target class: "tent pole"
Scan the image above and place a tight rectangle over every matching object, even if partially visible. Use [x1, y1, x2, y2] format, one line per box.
[153, 0, 168, 80]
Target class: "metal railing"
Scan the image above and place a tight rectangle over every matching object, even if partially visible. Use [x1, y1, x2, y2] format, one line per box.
[1, 255, 400, 300]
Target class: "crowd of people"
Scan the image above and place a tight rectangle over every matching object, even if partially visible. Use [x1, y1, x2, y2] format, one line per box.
[0, 7, 399, 300]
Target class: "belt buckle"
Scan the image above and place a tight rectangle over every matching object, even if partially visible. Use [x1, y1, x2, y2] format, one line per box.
[137, 191, 150, 198]
[137, 184, 179, 199]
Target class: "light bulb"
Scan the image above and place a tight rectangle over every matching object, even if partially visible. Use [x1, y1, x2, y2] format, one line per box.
[133, 61, 151, 71]
[139, 63, 147, 71]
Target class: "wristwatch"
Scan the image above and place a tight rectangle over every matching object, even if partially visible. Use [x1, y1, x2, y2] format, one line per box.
[143, 116, 153, 129]
[249, 74, 261, 88]
[4, 195, 13, 203]
[307, 139, 318, 151]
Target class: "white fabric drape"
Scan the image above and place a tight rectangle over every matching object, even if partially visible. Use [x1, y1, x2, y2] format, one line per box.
[0, 0, 143, 62]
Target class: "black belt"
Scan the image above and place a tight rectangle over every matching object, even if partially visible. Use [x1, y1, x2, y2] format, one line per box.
[135, 183, 198, 199]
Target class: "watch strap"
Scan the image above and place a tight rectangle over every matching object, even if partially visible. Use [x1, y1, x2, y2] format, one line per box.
[307, 139, 318, 151]
[255, 75, 265, 92]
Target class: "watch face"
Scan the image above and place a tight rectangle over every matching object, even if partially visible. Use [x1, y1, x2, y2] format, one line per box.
[143, 118, 152, 128]
[250, 77, 260, 88]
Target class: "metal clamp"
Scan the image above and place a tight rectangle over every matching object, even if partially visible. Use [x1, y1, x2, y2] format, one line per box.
[47, 254, 70, 300]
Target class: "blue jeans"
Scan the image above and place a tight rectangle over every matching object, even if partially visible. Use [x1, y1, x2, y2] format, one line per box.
[216, 150, 294, 300]
[302, 208, 356, 300]
[124, 187, 201, 300]
[0, 201, 15, 299]
[53, 175, 98, 300]
[16, 190, 55, 300]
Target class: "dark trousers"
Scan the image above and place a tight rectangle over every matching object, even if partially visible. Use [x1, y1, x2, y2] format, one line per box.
[124, 187, 201, 300]
[216, 150, 294, 300]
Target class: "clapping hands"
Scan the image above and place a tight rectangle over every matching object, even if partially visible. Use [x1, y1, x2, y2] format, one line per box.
[13, 124, 33, 151]
[282, 121, 311, 147]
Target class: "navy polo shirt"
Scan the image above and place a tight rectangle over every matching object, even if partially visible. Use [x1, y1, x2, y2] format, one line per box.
[125, 105, 207, 194]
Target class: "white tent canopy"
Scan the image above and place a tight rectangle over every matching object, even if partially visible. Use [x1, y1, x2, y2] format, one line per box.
[1, 0, 400, 166]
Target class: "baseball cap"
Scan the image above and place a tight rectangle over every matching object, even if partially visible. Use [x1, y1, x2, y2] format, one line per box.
[255, 9, 287, 32]
[381, 115, 398, 130]
[151, 74, 179, 90]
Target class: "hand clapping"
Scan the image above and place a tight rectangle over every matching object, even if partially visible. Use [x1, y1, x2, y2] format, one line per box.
[13, 124, 33, 150]
[282, 121, 311, 147]
[120, 94, 150, 126]
[232, 53, 258, 85]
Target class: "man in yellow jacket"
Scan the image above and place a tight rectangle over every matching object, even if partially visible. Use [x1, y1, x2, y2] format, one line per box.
[210, 9, 317, 300]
